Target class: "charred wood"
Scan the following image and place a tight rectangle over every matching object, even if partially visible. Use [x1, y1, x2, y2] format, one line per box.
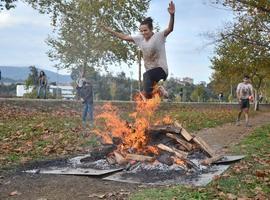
[157, 154, 174, 166]
[192, 136, 215, 157]
[166, 133, 194, 151]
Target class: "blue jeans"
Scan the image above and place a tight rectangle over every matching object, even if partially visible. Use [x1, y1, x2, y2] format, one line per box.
[37, 85, 47, 98]
[82, 102, 94, 125]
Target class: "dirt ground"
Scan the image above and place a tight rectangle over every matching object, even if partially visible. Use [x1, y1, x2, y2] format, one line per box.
[1, 111, 270, 200]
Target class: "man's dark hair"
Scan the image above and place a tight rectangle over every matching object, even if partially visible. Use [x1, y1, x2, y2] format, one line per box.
[244, 75, 250, 79]
[140, 17, 153, 30]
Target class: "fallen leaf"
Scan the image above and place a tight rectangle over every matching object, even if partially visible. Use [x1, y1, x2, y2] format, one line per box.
[255, 170, 267, 178]
[88, 193, 106, 199]
[227, 193, 237, 200]
[9, 191, 21, 196]
[218, 192, 226, 197]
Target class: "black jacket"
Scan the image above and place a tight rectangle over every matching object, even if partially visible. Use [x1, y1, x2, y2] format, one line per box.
[79, 83, 93, 104]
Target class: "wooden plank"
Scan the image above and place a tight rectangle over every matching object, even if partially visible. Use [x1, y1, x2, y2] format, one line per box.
[157, 144, 188, 158]
[174, 121, 193, 141]
[113, 151, 127, 165]
[166, 133, 194, 151]
[126, 154, 155, 162]
[148, 125, 181, 134]
[200, 154, 224, 165]
[192, 136, 215, 157]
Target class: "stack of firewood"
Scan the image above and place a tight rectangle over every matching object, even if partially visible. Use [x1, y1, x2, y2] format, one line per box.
[106, 121, 223, 168]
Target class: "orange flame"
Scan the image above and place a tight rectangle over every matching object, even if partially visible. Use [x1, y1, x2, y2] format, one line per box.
[94, 89, 162, 155]
[162, 115, 173, 125]
[172, 157, 185, 166]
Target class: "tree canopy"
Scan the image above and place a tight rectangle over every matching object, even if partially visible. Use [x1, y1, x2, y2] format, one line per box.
[0, 0, 16, 11]
[209, 0, 270, 104]
[45, 0, 150, 71]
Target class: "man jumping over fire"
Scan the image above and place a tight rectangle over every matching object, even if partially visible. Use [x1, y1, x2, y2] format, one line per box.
[102, 1, 175, 99]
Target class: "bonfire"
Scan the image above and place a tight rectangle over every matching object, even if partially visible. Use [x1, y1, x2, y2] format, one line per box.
[92, 89, 219, 168]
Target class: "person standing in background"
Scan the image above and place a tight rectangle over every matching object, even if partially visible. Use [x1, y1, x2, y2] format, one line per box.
[80, 80, 94, 128]
[37, 71, 47, 99]
[236, 75, 254, 127]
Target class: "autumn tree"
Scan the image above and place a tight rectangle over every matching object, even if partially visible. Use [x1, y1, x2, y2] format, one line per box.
[191, 85, 208, 102]
[213, 0, 270, 14]
[45, 0, 150, 72]
[210, 17, 270, 109]
[25, 65, 39, 89]
[210, 0, 269, 48]
[0, 0, 16, 11]
[208, 0, 269, 109]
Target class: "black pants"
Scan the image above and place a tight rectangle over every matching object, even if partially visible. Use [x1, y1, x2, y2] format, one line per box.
[143, 67, 167, 97]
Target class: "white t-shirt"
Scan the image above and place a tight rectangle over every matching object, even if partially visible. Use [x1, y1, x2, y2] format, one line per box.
[132, 30, 168, 75]
[236, 82, 253, 99]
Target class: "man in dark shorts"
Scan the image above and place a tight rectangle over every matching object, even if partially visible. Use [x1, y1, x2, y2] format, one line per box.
[236, 75, 254, 127]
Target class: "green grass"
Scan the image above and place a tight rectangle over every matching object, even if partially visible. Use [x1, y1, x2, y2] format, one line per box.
[130, 124, 270, 200]
[132, 186, 209, 200]
[6, 153, 20, 163]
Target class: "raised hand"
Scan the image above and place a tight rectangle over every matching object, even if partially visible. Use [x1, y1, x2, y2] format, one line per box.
[168, 1, 175, 15]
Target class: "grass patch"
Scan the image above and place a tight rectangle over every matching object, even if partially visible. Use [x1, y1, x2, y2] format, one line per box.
[132, 186, 209, 200]
[81, 135, 100, 147]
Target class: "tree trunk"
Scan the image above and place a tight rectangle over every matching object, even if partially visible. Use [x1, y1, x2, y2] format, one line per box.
[254, 89, 259, 111]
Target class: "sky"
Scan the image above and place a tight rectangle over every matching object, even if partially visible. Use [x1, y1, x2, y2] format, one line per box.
[0, 0, 234, 84]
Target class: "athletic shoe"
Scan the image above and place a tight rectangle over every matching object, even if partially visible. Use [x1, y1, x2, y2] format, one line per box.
[159, 86, 169, 98]
[138, 91, 146, 102]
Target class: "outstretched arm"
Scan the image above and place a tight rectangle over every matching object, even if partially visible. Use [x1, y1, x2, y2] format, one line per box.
[101, 25, 134, 43]
[164, 1, 175, 37]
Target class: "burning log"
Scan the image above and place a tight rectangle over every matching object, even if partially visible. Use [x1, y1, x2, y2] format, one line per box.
[113, 151, 127, 165]
[166, 133, 193, 151]
[174, 121, 193, 141]
[192, 136, 215, 157]
[200, 154, 224, 166]
[157, 144, 188, 159]
[171, 156, 188, 169]
[157, 144, 198, 170]
[126, 154, 155, 162]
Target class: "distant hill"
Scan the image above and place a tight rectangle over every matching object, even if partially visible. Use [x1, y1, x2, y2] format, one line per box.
[0, 66, 72, 84]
